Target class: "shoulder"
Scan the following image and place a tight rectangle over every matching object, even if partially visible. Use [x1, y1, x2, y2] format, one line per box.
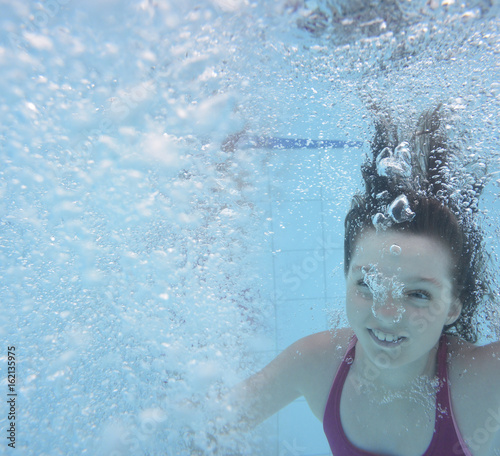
[447, 336, 500, 379]
[265, 328, 355, 387]
[287, 328, 354, 371]
[287, 328, 354, 420]
[447, 337, 500, 454]
[250, 328, 353, 392]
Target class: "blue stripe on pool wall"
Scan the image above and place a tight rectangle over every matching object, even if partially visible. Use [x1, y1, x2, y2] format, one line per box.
[221, 133, 364, 151]
[249, 136, 364, 149]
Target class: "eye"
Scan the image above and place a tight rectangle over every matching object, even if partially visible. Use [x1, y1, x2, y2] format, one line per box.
[355, 279, 373, 298]
[406, 290, 431, 301]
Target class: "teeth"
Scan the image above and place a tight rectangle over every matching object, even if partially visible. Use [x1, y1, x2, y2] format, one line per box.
[372, 329, 402, 343]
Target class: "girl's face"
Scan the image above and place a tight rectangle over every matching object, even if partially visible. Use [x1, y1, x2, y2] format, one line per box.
[345, 229, 462, 371]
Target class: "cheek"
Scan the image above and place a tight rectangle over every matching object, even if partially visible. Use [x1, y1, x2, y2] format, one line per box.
[406, 301, 452, 333]
[345, 288, 370, 319]
[346, 287, 361, 307]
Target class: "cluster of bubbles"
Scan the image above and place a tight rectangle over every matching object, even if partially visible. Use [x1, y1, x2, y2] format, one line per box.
[1, 1, 275, 455]
[361, 265, 407, 323]
[371, 141, 417, 231]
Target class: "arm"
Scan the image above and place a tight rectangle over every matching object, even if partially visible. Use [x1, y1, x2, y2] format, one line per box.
[454, 339, 500, 456]
[190, 331, 345, 454]
[184, 339, 311, 455]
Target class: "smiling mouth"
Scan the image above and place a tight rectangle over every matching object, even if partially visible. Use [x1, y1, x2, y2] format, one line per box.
[369, 328, 406, 345]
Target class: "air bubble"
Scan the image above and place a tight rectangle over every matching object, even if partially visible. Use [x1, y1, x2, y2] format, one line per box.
[372, 212, 391, 231]
[390, 244, 401, 255]
[387, 194, 415, 224]
[372, 195, 415, 230]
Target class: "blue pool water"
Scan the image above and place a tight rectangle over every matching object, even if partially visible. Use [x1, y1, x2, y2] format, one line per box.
[1, 1, 499, 455]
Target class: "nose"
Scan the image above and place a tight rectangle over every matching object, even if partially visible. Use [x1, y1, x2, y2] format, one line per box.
[371, 297, 405, 324]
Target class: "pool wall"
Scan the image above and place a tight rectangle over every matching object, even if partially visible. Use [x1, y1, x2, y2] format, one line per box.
[250, 137, 366, 456]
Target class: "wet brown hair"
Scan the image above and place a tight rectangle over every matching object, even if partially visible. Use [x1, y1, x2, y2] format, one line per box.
[344, 106, 488, 343]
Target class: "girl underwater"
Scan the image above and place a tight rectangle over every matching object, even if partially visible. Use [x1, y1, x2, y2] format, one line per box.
[225, 105, 500, 456]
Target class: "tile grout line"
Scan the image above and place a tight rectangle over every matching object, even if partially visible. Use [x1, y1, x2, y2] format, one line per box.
[319, 149, 329, 331]
[266, 154, 282, 454]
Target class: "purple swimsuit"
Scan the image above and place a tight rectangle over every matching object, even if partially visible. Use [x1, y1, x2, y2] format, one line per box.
[323, 335, 472, 455]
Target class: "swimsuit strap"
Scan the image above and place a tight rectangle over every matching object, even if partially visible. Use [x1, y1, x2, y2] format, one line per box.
[323, 335, 376, 455]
